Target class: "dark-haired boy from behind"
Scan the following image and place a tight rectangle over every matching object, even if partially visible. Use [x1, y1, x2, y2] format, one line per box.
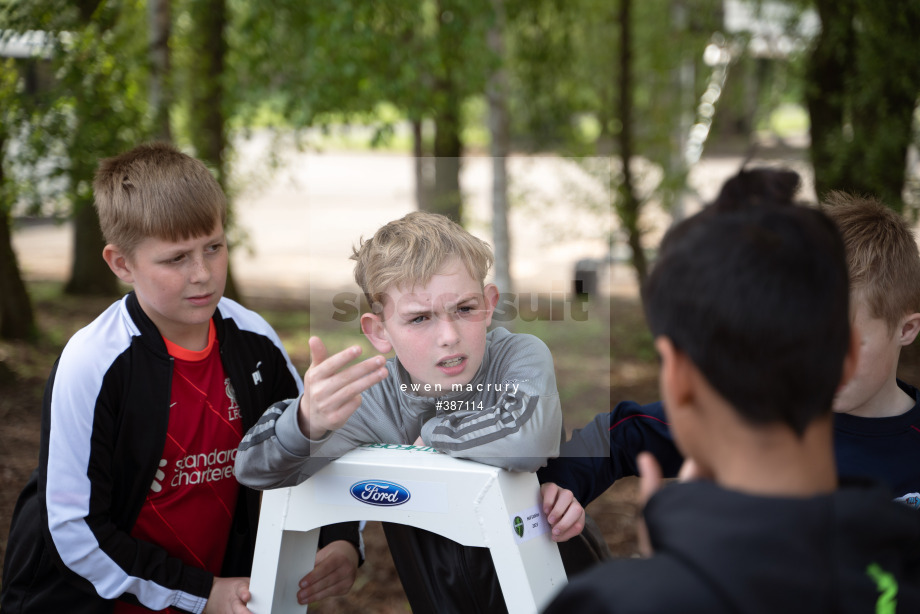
[539, 189, 920, 511]
[545, 192, 920, 612]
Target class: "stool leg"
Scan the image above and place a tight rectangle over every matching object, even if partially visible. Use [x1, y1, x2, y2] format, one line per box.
[490, 535, 567, 614]
[250, 526, 320, 614]
[250, 488, 320, 614]
[249, 489, 288, 613]
[275, 528, 320, 613]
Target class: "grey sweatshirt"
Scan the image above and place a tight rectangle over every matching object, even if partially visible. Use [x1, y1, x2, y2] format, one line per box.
[235, 327, 563, 489]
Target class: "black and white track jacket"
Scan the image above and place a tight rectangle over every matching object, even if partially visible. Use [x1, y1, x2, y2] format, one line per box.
[1, 292, 358, 614]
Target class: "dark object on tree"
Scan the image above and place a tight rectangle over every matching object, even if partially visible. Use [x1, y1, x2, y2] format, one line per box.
[574, 259, 599, 297]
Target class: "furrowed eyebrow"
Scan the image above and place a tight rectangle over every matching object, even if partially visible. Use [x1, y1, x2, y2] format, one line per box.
[452, 295, 482, 309]
[398, 293, 482, 317]
[398, 305, 433, 318]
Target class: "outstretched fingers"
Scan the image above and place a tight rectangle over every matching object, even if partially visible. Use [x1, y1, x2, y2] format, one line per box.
[299, 339, 389, 438]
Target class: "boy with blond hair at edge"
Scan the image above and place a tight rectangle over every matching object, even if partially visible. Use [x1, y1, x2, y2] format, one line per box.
[1, 142, 359, 614]
[823, 191, 920, 506]
[235, 211, 590, 613]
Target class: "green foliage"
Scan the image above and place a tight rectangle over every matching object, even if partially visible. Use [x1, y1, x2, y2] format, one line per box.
[226, 0, 495, 143]
[802, 0, 920, 213]
[1, 0, 153, 216]
[0, 57, 23, 214]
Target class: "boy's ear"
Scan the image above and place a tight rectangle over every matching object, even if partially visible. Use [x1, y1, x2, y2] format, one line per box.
[102, 245, 134, 284]
[360, 313, 393, 354]
[654, 336, 694, 412]
[898, 313, 920, 347]
[482, 283, 499, 325]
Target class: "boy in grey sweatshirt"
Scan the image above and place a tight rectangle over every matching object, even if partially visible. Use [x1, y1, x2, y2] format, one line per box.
[235, 211, 588, 612]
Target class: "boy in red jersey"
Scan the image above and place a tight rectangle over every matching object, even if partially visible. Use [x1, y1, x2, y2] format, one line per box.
[1, 143, 360, 613]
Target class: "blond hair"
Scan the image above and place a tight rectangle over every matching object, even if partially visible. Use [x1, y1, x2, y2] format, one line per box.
[822, 191, 920, 330]
[93, 142, 226, 256]
[351, 211, 494, 311]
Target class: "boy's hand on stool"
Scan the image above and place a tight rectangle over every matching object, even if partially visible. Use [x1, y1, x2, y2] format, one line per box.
[297, 540, 360, 604]
[203, 577, 252, 614]
[541, 483, 585, 542]
[298, 336, 389, 439]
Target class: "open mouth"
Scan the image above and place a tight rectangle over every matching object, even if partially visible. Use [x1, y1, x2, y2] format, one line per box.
[438, 356, 464, 368]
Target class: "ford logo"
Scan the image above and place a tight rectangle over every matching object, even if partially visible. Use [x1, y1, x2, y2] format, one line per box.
[349, 480, 411, 506]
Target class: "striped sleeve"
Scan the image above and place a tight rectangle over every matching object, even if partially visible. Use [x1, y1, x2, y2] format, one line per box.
[420, 331, 562, 472]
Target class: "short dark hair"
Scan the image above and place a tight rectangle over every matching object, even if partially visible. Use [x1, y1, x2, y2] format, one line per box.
[709, 167, 801, 212]
[643, 200, 850, 436]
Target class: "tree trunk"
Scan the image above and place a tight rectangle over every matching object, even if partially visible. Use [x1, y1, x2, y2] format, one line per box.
[845, 2, 920, 212]
[487, 0, 512, 300]
[412, 118, 430, 211]
[64, 0, 120, 297]
[805, 0, 854, 202]
[149, 0, 172, 142]
[0, 128, 35, 339]
[0, 216, 35, 340]
[807, 0, 919, 211]
[431, 95, 463, 222]
[187, 0, 241, 301]
[65, 196, 119, 296]
[188, 0, 226, 185]
[427, 0, 463, 223]
[616, 0, 647, 285]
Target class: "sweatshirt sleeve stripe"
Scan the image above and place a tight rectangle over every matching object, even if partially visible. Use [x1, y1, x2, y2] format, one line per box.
[428, 395, 542, 452]
[238, 404, 285, 450]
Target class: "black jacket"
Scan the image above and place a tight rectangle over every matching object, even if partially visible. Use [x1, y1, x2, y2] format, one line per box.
[545, 479, 920, 613]
[1, 293, 357, 613]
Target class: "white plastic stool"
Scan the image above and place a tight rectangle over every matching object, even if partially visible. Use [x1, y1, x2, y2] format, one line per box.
[248, 444, 568, 613]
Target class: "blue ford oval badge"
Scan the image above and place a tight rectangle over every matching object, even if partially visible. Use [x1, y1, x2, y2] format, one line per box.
[350, 480, 411, 506]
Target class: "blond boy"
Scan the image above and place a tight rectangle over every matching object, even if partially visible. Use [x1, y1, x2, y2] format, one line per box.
[235, 211, 584, 612]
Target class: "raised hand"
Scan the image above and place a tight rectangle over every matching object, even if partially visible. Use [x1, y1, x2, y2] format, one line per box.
[298, 336, 389, 440]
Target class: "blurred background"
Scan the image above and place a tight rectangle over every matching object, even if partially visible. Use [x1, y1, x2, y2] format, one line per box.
[1, 1, 919, 611]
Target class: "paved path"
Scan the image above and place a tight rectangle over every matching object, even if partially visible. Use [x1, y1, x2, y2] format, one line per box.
[11, 135, 816, 301]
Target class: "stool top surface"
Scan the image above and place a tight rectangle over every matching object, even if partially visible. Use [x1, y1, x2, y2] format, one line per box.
[329, 443, 505, 475]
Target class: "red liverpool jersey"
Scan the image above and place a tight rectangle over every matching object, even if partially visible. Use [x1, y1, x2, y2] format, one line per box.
[115, 322, 243, 613]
